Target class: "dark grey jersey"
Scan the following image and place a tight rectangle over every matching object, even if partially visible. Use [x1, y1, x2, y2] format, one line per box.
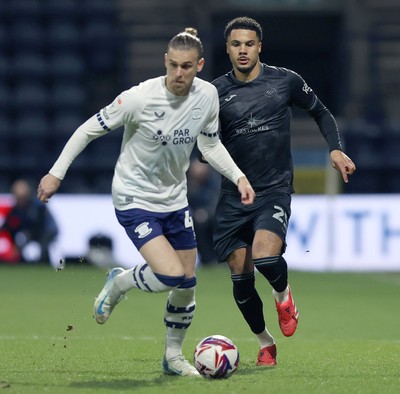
[212, 64, 342, 194]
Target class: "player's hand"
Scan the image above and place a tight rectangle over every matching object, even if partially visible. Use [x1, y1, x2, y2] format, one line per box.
[237, 176, 255, 205]
[37, 173, 61, 203]
[330, 150, 356, 183]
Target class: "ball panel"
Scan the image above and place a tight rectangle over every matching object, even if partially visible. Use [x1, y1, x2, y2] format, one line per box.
[194, 335, 239, 379]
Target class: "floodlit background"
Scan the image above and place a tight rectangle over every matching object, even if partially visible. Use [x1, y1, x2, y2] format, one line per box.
[0, 0, 399, 270]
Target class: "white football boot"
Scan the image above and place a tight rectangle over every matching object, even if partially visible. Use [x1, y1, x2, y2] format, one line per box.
[162, 355, 200, 377]
[93, 267, 125, 324]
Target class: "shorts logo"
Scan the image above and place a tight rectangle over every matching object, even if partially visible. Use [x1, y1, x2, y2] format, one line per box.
[135, 222, 153, 239]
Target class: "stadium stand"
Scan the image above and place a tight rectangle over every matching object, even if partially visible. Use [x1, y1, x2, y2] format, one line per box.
[0, 0, 123, 193]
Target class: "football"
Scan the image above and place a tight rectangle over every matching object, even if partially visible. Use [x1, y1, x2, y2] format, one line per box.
[194, 335, 239, 379]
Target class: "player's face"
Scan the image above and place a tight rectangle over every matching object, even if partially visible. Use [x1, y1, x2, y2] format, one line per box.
[226, 29, 261, 80]
[164, 48, 204, 96]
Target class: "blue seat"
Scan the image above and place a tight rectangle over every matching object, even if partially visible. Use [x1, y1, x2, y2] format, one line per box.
[10, 20, 45, 50]
[7, 0, 43, 18]
[12, 53, 48, 80]
[0, 116, 13, 169]
[0, 83, 10, 110]
[14, 83, 49, 110]
[82, 0, 115, 17]
[83, 21, 118, 71]
[52, 111, 85, 137]
[0, 24, 7, 51]
[14, 112, 50, 137]
[44, 0, 81, 18]
[0, 112, 11, 134]
[50, 83, 86, 110]
[47, 22, 82, 50]
[49, 53, 85, 81]
[15, 143, 53, 172]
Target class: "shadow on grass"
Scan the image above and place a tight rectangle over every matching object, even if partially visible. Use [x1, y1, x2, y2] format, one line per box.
[68, 367, 273, 390]
[70, 378, 162, 390]
[69, 375, 198, 390]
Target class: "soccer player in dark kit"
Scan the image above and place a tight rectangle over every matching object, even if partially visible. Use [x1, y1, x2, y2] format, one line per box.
[211, 16, 356, 366]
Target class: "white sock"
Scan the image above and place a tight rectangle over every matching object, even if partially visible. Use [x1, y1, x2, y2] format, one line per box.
[256, 327, 275, 348]
[165, 327, 186, 359]
[272, 286, 289, 304]
[115, 263, 172, 293]
[164, 287, 196, 359]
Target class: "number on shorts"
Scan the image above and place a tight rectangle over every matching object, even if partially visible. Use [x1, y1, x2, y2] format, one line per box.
[273, 205, 288, 231]
[184, 210, 194, 231]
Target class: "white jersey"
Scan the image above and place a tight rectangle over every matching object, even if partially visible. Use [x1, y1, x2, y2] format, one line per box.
[103, 76, 220, 211]
[50, 76, 244, 212]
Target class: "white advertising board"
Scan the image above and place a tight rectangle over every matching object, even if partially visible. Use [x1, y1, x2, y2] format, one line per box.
[1, 194, 400, 271]
[287, 195, 400, 271]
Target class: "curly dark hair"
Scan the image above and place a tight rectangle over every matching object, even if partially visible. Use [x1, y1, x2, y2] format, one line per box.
[224, 16, 263, 41]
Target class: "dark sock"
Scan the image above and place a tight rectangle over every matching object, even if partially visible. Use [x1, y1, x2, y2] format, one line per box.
[231, 271, 266, 334]
[253, 256, 288, 293]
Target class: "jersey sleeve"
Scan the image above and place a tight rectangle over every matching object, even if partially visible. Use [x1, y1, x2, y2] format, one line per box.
[288, 70, 342, 152]
[49, 87, 141, 180]
[287, 69, 317, 110]
[96, 87, 139, 131]
[201, 85, 220, 134]
[197, 137, 244, 185]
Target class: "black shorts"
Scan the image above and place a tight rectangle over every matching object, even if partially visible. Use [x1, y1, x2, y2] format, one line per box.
[213, 191, 291, 263]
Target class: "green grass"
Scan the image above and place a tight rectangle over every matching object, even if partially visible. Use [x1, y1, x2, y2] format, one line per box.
[0, 264, 399, 394]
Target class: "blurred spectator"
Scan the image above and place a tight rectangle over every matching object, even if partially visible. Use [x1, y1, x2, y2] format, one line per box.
[187, 158, 220, 265]
[0, 179, 58, 264]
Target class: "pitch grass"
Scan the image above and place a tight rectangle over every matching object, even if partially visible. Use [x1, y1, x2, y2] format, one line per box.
[0, 264, 399, 394]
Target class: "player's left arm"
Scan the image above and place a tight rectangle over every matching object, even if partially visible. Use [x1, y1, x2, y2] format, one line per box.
[289, 71, 356, 182]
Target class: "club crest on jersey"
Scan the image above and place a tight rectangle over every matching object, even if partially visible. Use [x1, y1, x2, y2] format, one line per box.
[135, 222, 153, 239]
[192, 108, 201, 120]
[265, 87, 277, 97]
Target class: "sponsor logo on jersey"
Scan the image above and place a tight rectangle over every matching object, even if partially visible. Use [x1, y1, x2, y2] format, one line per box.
[155, 111, 165, 119]
[246, 112, 261, 128]
[153, 130, 171, 145]
[102, 107, 110, 120]
[234, 112, 270, 135]
[302, 82, 312, 94]
[224, 94, 237, 102]
[172, 129, 196, 145]
[152, 129, 195, 145]
[135, 222, 153, 239]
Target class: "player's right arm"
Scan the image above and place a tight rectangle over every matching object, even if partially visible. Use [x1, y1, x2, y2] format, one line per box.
[37, 89, 137, 203]
[37, 173, 61, 203]
[37, 116, 108, 203]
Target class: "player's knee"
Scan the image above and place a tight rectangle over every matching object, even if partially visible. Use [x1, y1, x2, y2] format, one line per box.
[231, 272, 255, 299]
[154, 272, 186, 288]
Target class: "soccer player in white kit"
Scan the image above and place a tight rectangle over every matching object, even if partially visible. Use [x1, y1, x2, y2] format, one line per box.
[37, 28, 255, 376]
